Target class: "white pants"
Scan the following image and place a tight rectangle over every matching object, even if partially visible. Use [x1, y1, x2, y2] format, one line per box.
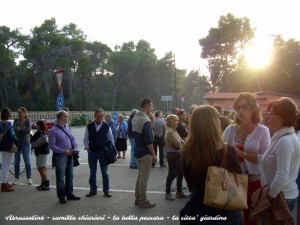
[1, 152, 14, 183]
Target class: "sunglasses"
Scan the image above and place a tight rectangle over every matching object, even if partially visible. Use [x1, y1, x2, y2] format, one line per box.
[234, 104, 250, 111]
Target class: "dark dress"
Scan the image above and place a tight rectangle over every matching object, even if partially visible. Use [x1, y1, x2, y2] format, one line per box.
[180, 144, 243, 225]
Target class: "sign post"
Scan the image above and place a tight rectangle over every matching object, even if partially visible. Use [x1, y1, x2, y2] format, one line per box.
[54, 70, 65, 111]
[56, 93, 64, 111]
[161, 95, 173, 113]
[181, 97, 184, 110]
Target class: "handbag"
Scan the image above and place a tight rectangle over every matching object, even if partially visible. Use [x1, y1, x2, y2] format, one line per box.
[203, 144, 248, 210]
[0, 123, 17, 153]
[9, 143, 17, 153]
[31, 132, 48, 148]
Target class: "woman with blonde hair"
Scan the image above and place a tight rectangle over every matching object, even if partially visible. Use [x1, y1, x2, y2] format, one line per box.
[164, 114, 187, 200]
[223, 92, 270, 225]
[180, 105, 243, 225]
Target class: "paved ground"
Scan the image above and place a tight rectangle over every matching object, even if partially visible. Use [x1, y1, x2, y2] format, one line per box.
[0, 127, 188, 225]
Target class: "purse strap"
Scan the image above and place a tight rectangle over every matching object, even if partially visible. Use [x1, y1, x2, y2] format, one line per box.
[221, 143, 240, 187]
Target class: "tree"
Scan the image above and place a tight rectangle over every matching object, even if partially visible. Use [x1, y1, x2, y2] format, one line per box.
[0, 26, 28, 108]
[184, 70, 211, 107]
[199, 13, 255, 92]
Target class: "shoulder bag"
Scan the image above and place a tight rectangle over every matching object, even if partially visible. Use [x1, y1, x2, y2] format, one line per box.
[31, 132, 48, 148]
[203, 144, 248, 210]
[0, 123, 17, 153]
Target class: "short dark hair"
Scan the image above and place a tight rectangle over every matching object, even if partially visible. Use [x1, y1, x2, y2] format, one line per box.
[1, 108, 11, 120]
[140, 98, 152, 108]
[177, 109, 186, 117]
[155, 110, 161, 117]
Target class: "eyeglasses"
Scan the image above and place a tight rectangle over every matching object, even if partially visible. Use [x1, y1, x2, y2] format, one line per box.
[63, 115, 69, 118]
[234, 104, 250, 111]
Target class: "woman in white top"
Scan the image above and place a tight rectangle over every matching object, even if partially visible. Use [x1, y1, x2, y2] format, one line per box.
[223, 92, 271, 225]
[260, 97, 300, 221]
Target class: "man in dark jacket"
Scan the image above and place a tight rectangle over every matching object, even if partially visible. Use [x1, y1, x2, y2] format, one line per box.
[83, 108, 115, 198]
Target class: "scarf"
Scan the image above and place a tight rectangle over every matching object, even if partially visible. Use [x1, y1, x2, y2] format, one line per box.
[132, 111, 150, 134]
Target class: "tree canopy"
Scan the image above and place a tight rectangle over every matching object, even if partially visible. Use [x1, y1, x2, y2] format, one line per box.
[1, 14, 300, 113]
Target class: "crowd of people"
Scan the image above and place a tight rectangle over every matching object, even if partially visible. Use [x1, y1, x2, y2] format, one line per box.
[1, 93, 300, 224]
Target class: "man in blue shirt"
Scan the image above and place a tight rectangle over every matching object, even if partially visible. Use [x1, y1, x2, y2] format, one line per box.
[49, 110, 80, 204]
[132, 98, 157, 208]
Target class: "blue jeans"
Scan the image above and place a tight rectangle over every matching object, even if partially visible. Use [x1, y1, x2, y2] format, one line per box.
[53, 154, 74, 201]
[14, 142, 31, 179]
[129, 138, 138, 167]
[88, 151, 109, 193]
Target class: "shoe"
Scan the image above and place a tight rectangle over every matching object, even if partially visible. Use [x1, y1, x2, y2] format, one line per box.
[139, 200, 156, 208]
[117, 156, 121, 159]
[165, 193, 175, 200]
[12, 179, 19, 185]
[86, 192, 97, 197]
[67, 195, 81, 200]
[152, 163, 155, 167]
[38, 186, 50, 191]
[7, 182, 13, 188]
[122, 157, 126, 159]
[160, 164, 166, 168]
[176, 192, 187, 198]
[59, 199, 66, 204]
[27, 179, 33, 185]
[104, 192, 111, 197]
[134, 199, 139, 205]
[1, 183, 14, 192]
[130, 165, 138, 169]
[37, 180, 50, 191]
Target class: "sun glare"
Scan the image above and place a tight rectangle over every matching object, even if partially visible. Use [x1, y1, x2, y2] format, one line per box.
[244, 36, 273, 69]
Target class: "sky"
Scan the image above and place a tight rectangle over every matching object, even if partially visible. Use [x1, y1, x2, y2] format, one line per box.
[1, 0, 300, 73]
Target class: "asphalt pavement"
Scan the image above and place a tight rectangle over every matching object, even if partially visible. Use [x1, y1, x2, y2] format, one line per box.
[0, 127, 188, 225]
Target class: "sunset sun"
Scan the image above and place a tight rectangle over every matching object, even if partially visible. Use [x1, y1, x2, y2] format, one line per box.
[244, 36, 273, 69]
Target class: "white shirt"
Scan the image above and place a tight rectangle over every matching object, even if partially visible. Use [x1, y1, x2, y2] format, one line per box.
[83, 121, 114, 149]
[260, 127, 300, 199]
[223, 124, 271, 174]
